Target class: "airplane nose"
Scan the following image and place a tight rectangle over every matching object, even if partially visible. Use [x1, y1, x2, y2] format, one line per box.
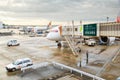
[46, 32, 54, 40]
[46, 32, 61, 41]
[46, 33, 51, 39]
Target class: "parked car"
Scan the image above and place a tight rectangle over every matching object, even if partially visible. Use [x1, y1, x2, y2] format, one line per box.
[6, 58, 33, 72]
[7, 40, 20, 47]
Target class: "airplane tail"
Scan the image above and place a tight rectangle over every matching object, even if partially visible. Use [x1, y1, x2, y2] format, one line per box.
[116, 16, 120, 23]
[47, 21, 52, 29]
[116, 10, 120, 23]
[59, 25, 62, 36]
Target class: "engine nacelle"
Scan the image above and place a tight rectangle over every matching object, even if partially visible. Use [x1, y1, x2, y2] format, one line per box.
[99, 36, 115, 45]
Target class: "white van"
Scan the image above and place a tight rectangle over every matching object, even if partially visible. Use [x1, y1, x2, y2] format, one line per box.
[6, 58, 33, 72]
[7, 40, 20, 47]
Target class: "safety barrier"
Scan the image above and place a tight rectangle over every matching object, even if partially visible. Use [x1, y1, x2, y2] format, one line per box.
[21, 62, 50, 72]
[96, 47, 120, 76]
[52, 62, 105, 80]
[21, 61, 105, 80]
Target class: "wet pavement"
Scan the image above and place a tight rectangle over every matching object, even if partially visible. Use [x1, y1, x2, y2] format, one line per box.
[0, 34, 120, 80]
[0, 35, 78, 80]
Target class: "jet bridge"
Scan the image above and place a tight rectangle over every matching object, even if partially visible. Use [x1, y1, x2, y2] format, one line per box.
[99, 22, 120, 37]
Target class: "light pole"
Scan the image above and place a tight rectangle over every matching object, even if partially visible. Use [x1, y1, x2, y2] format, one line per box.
[107, 17, 109, 22]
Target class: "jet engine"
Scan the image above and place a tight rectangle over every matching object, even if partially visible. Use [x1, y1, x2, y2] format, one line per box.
[99, 36, 115, 45]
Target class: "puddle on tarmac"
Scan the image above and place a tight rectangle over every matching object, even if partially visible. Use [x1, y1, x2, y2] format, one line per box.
[6, 70, 21, 76]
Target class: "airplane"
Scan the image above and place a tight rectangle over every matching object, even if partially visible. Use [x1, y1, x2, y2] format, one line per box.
[116, 15, 120, 23]
[116, 11, 120, 23]
[46, 24, 82, 47]
[19, 21, 52, 36]
[46, 25, 63, 47]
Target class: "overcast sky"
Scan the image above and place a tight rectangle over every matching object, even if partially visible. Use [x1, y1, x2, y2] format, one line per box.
[0, 0, 120, 25]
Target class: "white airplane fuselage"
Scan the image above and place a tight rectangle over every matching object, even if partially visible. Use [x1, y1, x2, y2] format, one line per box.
[46, 26, 63, 41]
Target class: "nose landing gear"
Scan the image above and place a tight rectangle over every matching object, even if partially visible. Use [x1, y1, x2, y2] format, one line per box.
[57, 42, 62, 47]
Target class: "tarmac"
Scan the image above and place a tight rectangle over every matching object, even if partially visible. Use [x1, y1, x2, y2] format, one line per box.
[0, 29, 120, 80]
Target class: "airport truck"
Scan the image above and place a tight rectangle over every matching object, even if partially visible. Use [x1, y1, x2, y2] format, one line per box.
[85, 39, 96, 46]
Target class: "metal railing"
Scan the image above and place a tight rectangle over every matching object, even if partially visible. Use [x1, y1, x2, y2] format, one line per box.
[96, 47, 120, 76]
[52, 61, 105, 80]
[21, 61, 105, 80]
[21, 62, 50, 72]
[64, 35, 79, 56]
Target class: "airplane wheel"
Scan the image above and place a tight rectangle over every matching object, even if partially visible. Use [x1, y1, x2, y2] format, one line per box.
[12, 68, 16, 72]
[57, 42, 61, 47]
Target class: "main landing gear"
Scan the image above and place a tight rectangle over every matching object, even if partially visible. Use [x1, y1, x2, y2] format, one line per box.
[57, 41, 62, 47]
